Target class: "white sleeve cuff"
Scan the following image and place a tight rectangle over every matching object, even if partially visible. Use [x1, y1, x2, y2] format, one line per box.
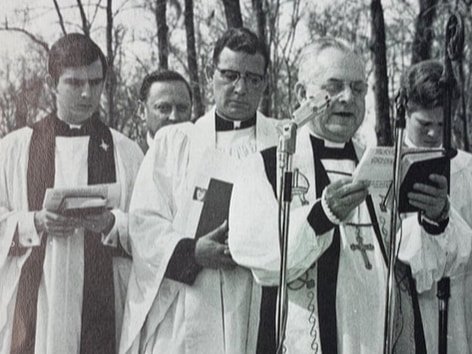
[101, 209, 130, 253]
[17, 211, 42, 247]
[321, 188, 342, 225]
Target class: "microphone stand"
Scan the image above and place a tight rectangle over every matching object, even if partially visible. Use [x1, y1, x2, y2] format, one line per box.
[437, 12, 464, 354]
[276, 122, 297, 354]
[383, 90, 407, 354]
[275, 93, 333, 353]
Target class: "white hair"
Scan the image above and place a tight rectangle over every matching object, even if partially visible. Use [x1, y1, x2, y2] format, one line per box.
[297, 37, 363, 85]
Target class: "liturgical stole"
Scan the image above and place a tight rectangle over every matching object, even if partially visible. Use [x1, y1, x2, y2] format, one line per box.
[10, 113, 120, 354]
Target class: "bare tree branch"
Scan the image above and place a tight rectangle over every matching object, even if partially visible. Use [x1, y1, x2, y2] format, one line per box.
[0, 26, 49, 52]
[89, 0, 103, 27]
[131, 52, 149, 73]
[52, 0, 67, 35]
[76, 0, 90, 37]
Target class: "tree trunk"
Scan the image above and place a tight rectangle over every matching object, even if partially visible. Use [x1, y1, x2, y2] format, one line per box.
[221, 0, 243, 28]
[459, 61, 470, 151]
[252, 0, 270, 116]
[105, 0, 117, 128]
[411, 0, 438, 64]
[184, 0, 205, 119]
[370, 0, 392, 146]
[155, 0, 169, 69]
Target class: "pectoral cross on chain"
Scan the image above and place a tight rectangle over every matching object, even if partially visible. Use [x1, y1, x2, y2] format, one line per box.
[350, 229, 374, 270]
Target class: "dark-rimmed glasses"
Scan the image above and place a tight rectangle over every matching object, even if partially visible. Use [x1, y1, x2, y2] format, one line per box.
[214, 67, 265, 89]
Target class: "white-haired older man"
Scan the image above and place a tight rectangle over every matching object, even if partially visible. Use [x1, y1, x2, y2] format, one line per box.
[228, 38, 470, 353]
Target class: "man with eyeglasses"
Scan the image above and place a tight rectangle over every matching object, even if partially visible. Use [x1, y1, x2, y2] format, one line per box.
[227, 38, 461, 353]
[120, 27, 280, 354]
[138, 69, 193, 151]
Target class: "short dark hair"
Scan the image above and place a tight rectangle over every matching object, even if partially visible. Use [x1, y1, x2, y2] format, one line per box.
[212, 27, 269, 72]
[401, 59, 459, 113]
[48, 33, 107, 85]
[139, 69, 193, 103]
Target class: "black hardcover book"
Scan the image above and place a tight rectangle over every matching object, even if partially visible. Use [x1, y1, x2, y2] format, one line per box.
[399, 152, 448, 213]
[194, 178, 233, 238]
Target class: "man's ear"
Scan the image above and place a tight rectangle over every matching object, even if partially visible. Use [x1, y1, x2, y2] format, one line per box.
[294, 81, 307, 104]
[45, 74, 57, 94]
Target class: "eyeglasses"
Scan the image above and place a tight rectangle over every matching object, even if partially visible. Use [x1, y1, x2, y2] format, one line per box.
[214, 67, 265, 89]
[321, 79, 368, 97]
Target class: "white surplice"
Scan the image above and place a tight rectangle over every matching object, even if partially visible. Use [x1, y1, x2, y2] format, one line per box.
[0, 126, 143, 354]
[228, 125, 471, 353]
[120, 108, 280, 354]
[398, 146, 472, 354]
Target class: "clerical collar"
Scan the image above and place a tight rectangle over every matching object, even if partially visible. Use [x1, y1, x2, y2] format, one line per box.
[310, 134, 357, 161]
[310, 132, 346, 149]
[54, 112, 97, 136]
[215, 112, 256, 131]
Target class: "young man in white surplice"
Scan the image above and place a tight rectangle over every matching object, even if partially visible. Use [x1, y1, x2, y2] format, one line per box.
[397, 59, 472, 354]
[0, 33, 143, 354]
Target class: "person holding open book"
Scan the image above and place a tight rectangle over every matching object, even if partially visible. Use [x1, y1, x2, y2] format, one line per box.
[227, 38, 471, 353]
[397, 59, 472, 353]
[0, 33, 143, 353]
[119, 27, 281, 354]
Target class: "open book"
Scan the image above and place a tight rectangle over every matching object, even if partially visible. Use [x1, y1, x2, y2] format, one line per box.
[353, 147, 447, 213]
[43, 183, 121, 217]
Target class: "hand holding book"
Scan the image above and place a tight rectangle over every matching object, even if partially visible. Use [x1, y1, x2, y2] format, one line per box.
[353, 147, 449, 215]
[406, 173, 449, 221]
[36, 184, 120, 236]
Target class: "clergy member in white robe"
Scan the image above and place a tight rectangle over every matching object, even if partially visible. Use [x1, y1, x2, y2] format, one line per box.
[137, 69, 193, 152]
[0, 33, 143, 354]
[228, 39, 470, 353]
[120, 27, 280, 354]
[396, 59, 472, 354]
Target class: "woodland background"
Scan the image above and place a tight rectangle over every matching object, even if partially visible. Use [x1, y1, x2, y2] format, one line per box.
[0, 0, 471, 149]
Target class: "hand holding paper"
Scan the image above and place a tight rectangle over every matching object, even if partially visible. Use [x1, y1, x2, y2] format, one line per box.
[323, 178, 370, 221]
[34, 210, 80, 237]
[353, 146, 448, 213]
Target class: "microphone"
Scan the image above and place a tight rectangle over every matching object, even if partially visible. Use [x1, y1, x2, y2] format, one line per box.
[278, 91, 339, 158]
[291, 91, 341, 128]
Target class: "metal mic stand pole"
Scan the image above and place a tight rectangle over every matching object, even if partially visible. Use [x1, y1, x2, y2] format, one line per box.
[276, 122, 297, 354]
[437, 13, 464, 354]
[383, 91, 407, 354]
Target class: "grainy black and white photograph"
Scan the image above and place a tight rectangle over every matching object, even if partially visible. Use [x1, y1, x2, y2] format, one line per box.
[1, 0, 472, 353]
